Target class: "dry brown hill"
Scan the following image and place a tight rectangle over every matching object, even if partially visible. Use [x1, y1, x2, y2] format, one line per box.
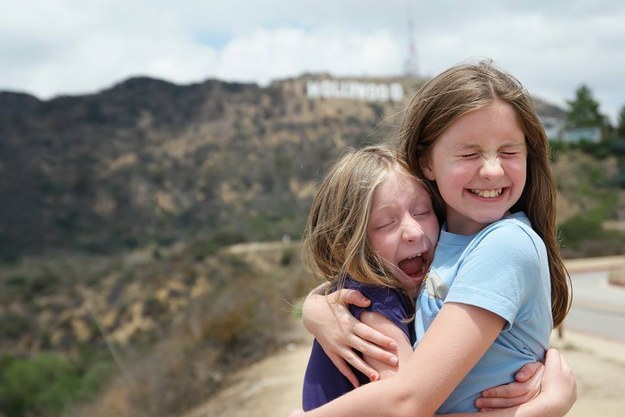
[0, 74, 569, 261]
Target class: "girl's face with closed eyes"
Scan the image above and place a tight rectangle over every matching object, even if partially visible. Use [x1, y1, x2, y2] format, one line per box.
[421, 99, 527, 235]
[367, 171, 439, 299]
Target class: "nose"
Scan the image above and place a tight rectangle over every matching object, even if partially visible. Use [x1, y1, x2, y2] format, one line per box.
[401, 221, 431, 254]
[401, 217, 427, 244]
[480, 155, 504, 179]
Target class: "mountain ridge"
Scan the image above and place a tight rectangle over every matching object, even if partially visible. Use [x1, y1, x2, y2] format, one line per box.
[0, 73, 568, 261]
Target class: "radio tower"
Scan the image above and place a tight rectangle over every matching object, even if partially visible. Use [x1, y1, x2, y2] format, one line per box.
[403, 0, 419, 77]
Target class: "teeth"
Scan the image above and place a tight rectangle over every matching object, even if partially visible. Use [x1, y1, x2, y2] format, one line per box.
[471, 188, 502, 198]
[409, 253, 427, 274]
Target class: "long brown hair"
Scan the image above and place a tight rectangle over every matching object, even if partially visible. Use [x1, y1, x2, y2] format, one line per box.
[302, 145, 420, 296]
[398, 59, 571, 327]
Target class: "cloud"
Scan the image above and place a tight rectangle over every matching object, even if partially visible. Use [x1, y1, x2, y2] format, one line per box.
[0, 0, 623, 122]
[0, 24, 403, 98]
[214, 28, 403, 85]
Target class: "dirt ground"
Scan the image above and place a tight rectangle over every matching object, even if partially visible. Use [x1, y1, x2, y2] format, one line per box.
[181, 322, 311, 417]
[182, 325, 625, 417]
[549, 331, 625, 416]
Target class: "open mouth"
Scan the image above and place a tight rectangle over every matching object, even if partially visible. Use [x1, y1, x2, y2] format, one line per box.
[470, 188, 503, 198]
[398, 253, 427, 279]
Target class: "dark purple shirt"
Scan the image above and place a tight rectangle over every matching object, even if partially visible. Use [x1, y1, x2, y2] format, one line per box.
[302, 278, 416, 410]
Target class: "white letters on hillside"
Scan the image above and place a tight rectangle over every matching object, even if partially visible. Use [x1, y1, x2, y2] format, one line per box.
[306, 79, 404, 102]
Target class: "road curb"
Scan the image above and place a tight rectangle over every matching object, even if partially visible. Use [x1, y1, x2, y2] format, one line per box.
[564, 256, 625, 274]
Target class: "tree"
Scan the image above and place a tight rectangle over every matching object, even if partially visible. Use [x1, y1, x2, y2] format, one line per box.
[617, 105, 625, 139]
[565, 84, 607, 128]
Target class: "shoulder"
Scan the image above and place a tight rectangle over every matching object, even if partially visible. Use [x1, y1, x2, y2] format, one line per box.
[344, 279, 414, 339]
[476, 213, 544, 258]
[455, 213, 546, 281]
[343, 277, 407, 307]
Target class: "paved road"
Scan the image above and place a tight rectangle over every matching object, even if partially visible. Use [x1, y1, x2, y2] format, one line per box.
[564, 269, 625, 342]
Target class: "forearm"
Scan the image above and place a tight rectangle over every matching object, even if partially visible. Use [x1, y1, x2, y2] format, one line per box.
[300, 304, 504, 417]
[301, 374, 428, 417]
[444, 395, 568, 417]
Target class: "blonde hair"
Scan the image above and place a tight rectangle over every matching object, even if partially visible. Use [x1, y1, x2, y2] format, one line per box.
[399, 59, 572, 327]
[302, 145, 419, 295]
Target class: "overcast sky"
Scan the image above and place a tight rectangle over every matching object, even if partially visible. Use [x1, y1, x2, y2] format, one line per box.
[1, 0, 624, 123]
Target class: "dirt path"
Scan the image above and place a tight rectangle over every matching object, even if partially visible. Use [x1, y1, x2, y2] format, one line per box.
[182, 334, 312, 417]
[549, 331, 625, 416]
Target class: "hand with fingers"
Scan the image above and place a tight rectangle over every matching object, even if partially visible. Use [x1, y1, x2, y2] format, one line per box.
[476, 349, 576, 414]
[473, 349, 576, 417]
[302, 286, 399, 386]
[537, 348, 577, 415]
[476, 361, 544, 411]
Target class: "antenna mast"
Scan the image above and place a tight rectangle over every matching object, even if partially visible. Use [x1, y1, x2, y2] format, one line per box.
[403, 0, 419, 77]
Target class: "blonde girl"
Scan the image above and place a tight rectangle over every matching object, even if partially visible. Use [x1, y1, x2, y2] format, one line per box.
[301, 145, 438, 409]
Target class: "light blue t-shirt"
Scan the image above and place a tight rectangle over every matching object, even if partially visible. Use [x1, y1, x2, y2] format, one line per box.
[415, 212, 552, 413]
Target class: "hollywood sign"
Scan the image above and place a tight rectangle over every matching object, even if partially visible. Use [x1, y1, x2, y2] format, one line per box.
[306, 80, 404, 102]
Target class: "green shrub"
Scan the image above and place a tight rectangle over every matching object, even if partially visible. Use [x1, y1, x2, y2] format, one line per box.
[0, 353, 111, 417]
[559, 215, 605, 248]
[280, 247, 296, 266]
[212, 230, 246, 247]
[5, 274, 27, 288]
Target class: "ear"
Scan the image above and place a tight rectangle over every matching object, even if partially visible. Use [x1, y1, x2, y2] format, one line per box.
[420, 157, 435, 181]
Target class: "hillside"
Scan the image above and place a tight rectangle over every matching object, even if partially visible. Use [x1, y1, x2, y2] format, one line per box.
[0, 74, 570, 261]
[0, 76, 409, 261]
[0, 240, 314, 417]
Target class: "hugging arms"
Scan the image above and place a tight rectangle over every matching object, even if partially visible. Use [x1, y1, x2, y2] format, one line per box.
[295, 286, 575, 416]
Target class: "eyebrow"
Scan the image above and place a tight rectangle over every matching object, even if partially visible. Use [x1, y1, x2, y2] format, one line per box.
[454, 141, 525, 150]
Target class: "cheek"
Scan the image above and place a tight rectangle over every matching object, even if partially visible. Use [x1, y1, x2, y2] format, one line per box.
[368, 233, 388, 255]
[436, 175, 464, 201]
[505, 161, 527, 182]
[429, 223, 440, 246]
[373, 236, 396, 260]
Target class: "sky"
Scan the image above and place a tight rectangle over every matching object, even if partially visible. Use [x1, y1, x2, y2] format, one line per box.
[1, 0, 624, 123]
